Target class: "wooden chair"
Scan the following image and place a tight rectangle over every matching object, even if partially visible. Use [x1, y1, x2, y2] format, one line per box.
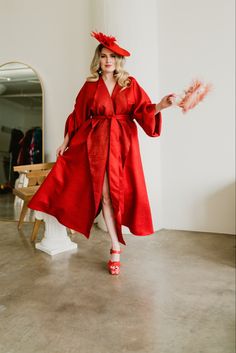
[13, 162, 55, 182]
[13, 162, 55, 231]
[31, 218, 44, 242]
[13, 185, 40, 230]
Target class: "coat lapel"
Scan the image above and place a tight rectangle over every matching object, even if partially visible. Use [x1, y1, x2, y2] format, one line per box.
[98, 76, 120, 113]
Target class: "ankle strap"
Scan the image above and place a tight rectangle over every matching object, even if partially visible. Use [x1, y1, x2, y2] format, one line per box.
[110, 248, 121, 254]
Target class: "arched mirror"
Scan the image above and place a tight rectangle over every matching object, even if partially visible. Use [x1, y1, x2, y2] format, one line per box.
[0, 62, 43, 220]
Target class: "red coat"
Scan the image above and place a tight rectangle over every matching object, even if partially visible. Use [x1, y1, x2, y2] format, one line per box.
[28, 76, 162, 245]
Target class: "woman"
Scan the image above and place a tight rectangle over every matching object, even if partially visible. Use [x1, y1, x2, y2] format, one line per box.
[28, 31, 174, 275]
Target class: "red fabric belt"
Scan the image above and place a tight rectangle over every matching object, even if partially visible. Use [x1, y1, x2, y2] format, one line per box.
[91, 114, 130, 120]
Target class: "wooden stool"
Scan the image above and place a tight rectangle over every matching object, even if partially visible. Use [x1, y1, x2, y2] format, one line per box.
[31, 218, 44, 242]
[13, 163, 54, 231]
[13, 185, 40, 230]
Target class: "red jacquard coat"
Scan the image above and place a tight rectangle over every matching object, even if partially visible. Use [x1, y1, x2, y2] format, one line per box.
[28, 76, 162, 245]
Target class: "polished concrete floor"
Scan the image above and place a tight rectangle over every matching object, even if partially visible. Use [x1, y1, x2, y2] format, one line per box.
[0, 220, 235, 353]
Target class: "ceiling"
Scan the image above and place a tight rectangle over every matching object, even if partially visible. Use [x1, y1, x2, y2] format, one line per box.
[0, 63, 42, 108]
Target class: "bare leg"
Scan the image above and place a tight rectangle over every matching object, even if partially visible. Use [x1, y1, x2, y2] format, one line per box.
[101, 170, 121, 262]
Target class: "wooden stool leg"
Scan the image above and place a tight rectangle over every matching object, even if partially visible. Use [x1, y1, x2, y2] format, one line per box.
[17, 202, 28, 229]
[31, 219, 43, 242]
[69, 228, 76, 234]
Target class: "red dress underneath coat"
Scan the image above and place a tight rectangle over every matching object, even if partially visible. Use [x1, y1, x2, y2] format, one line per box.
[28, 76, 162, 245]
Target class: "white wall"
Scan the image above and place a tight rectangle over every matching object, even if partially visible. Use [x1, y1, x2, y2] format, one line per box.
[158, 0, 235, 234]
[0, 0, 91, 161]
[0, 0, 235, 235]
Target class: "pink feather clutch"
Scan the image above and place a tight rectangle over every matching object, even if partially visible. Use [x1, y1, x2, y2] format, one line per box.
[173, 79, 212, 113]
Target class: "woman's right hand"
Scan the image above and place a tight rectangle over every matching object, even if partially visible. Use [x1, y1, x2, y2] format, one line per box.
[56, 143, 67, 158]
[56, 133, 70, 158]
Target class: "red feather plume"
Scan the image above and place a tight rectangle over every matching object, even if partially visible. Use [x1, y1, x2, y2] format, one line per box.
[91, 31, 117, 46]
[175, 79, 212, 113]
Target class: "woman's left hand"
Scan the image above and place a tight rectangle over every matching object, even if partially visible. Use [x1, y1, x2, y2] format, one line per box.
[156, 93, 176, 112]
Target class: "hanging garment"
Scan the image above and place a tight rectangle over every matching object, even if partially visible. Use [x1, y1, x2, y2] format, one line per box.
[28, 76, 162, 245]
[9, 128, 24, 165]
[29, 127, 42, 164]
[17, 129, 34, 165]
[8, 128, 24, 184]
[17, 127, 42, 165]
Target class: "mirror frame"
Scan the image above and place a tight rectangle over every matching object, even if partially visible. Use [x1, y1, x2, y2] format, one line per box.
[0, 60, 45, 163]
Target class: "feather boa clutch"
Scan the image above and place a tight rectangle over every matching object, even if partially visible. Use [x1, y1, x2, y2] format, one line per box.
[172, 79, 212, 113]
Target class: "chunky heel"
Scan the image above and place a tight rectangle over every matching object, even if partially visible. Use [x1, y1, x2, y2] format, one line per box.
[108, 248, 121, 275]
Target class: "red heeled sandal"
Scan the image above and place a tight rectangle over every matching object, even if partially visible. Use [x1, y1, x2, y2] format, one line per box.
[108, 248, 121, 275]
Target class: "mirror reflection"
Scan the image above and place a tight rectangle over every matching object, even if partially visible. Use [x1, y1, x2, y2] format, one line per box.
[0, 62, 43, 220]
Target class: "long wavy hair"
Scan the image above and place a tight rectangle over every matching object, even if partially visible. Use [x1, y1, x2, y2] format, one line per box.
[87, 44, 131, 89]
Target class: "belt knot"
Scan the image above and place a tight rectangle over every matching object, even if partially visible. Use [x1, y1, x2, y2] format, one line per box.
[92, 114, 130, 121]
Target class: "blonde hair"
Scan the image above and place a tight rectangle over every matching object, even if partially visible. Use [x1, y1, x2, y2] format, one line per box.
[87, 44, 131, 89]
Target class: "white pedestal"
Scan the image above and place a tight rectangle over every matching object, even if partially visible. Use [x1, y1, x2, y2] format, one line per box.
[35, 211, 78, 255]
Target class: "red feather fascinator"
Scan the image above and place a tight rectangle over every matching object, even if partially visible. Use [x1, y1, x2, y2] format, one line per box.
[91, 31, 130, 57]
[173, 79, 212, 113]
[91, 31, 117, 47]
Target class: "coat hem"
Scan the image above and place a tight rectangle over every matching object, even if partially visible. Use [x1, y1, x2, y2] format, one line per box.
[123, 223, 156, 237]
[28, 205, 155, 246]
[28, 203, 91, 240]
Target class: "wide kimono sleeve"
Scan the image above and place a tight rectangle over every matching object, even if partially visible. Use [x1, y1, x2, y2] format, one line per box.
[131, 77, 162, 137]
[64, 81, 90, 143]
